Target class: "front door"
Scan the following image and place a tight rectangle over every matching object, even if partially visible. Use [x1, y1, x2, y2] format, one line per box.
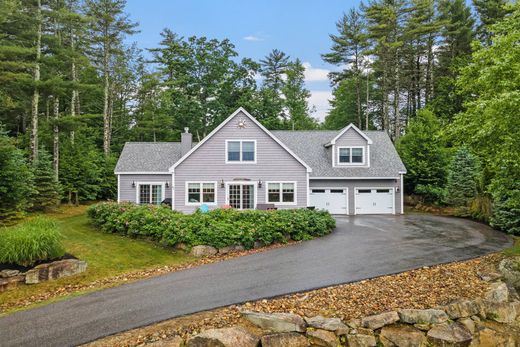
[227, 184, 255, 209]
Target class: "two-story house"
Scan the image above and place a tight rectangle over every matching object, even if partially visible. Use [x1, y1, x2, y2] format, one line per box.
[115, 108, 406, 215]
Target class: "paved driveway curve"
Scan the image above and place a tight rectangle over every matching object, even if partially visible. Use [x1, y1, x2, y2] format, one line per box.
[0, 214, 512, 347]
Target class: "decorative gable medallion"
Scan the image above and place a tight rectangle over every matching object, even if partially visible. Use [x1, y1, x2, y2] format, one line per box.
[236, 118, 247, 128]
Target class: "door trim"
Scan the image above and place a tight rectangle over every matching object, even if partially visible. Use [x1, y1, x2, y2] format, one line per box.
[225, 181, 257, 210]
[309, 187, 349, 215]
[354, 187, 395, 215]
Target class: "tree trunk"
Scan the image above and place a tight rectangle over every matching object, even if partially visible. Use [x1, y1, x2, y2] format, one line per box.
[102, 38, 111, 155]
[30, 0, 42, 162]
[70, 30, 78, 144]
[393, 48, 401, 141]
[53, 96, 60, 179]
[365, 71, 369, 130]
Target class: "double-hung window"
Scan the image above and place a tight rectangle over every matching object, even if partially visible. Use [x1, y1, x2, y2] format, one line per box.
[226, 140, 256, 163]
[138, 184, 163, 205]
[338, 147, 364, 165]
[267, 182, 296, 204]
[187, 182, 216, 205]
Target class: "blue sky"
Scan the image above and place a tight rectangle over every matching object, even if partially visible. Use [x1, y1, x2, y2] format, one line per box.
[125, 0, 363, 120]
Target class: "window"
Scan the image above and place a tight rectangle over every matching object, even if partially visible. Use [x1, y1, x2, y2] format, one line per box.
[138, 184, 163, 205]
[337, 146, 364, 165]
[226, 140, 256, 163]
[267, 182, 296, 204]
[186, 182, 216, 205]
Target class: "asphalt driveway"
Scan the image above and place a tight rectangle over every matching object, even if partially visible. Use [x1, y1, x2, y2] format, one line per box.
[0, 214, 512, 347]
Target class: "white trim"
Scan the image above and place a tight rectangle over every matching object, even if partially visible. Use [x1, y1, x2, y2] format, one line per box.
[225, 139, 257, 164]
[185, 181, 218, 206]
[171, 172, 175, 210]
[331, 145, 335, 168]
[353, 187, 395, 215]
[330, 123, 373, 145]
[310, 177, 400, 180]
[400, 173, 404, 214]
[265, 181, 297, 206]
[336, 146, 366, 166]
[306, 172, 310, 207]
[169, 107, 312, 173]
[115, 171, 170, 175]
[117, 174, 120, 203]
[135, 182, 166, 205]
[309, 187, 349, 215]
[225, 181, 257, 210]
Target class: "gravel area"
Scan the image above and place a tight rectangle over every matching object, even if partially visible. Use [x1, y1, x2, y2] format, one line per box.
[85, 254, 502, 347]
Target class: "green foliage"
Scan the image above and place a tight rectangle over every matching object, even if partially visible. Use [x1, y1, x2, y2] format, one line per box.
[415, 184, 446, 205]
[446, 146, 480, 206]
[323, 78, 362, 130]
[31, 149, 61, 211]
[87, 202, 336, 250]
[0, 217, 65, 266]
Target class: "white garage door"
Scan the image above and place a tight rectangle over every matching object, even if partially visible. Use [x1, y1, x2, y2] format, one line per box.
[355, 188, 394, 214]
[310, 188, 348, 214]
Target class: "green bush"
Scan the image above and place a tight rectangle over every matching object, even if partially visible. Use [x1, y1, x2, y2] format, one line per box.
[415, 184, 447, 205]
[0, 217, 65, 266]
[87, 202, 336, 249]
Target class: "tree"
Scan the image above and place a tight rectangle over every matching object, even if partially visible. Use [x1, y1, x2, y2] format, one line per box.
[445, 146, 480, 206]
[31, 149, 61, 211]
[473, 0, 512, 44]
[323, 78, 360, 130]
[30, 0, 42, 161]
[282, 59, 316, 130]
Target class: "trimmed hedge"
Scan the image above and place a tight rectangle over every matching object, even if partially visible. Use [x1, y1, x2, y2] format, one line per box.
[87, 202, 336, 249]
[0, 217, 65, 266]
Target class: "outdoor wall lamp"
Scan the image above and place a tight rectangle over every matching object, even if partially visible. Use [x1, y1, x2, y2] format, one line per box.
[165, 182, 169, 188]
[132, 181, 136, 188]
[258, 179, 263, 188]
[220, 179, 225, 188]
[396, 186, 400, 192]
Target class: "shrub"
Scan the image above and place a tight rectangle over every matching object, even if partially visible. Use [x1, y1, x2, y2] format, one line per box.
[0, 217, 65, 266]
[415, 184, 447, 205]
[87, 202, 336, 249]
[446, 146, 480, 206]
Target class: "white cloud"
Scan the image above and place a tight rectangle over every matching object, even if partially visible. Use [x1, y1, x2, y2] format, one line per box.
[302, 62, 330, 82]
[308, 90, 332, 121]
[243, 35, 263, 42]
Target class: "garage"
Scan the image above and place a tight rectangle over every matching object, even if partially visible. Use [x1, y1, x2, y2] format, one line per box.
[310, 188, 348, 214]
[355, 188, 394, 214]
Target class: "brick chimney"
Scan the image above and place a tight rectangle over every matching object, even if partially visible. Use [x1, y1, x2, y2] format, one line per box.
[181, 127, 192, 156]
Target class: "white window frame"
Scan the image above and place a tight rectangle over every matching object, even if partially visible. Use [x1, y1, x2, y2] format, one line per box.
[225, 181, 257, 210]
[225, 139, 257, 164]
[337, 146, 365, 166]
[265, 181, 297, 205]
[185, 181, 218, 206]
[135, 182, 166, 205]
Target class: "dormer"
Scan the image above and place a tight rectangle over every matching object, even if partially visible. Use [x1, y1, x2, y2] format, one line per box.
[326, 124, 372, 168]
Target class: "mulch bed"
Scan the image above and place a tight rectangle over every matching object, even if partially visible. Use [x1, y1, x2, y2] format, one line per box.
[84, 253, 503, 347]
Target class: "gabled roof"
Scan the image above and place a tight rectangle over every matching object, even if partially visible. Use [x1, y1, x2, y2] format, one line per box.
[169, 107, 312, 173]
[272, 130, 406, 178]
[326, 123, 373, 146]
[114, 142, 183, 174]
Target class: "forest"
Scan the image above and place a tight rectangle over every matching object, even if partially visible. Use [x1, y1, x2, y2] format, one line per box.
[0, 0, 518, 234]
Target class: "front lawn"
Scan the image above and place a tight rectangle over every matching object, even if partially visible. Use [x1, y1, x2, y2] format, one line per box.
[0, 205, 195, 315]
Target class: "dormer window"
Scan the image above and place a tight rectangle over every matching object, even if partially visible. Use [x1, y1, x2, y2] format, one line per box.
[338, 146, 364, 165]
[226, 140, 256, 163]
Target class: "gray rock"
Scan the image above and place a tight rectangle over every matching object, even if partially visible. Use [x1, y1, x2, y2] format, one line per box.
[347, 318, 361, 329]
[0, 269, 20, 278]
[242, 311, 306, 333]
[485, 281, 509, 303]
[189, 245, 218, 257]
[261, 332, 309, 347]
[398, 309, 449, 325]
[0, 275, 25, 292]
[361, 311, 399, 330]
[253, 241, 264, 249]
[218, 246, 235, 255]
[186, 327, 258, 347]
[306, 329, 338, 347]
[304, 316, 349, 335]
[457, 318, 475, 335]
[234, 245, 245, 252]
[379, 325, 427, 347]
[481, 300, 519, 324]
[498, 257, 520, 289]
[477, 271, 503, 282]
[25, 259, 87, 284]
[426, 322, 472, 346]
[444, 299, 481, 319]
[346, 333, 377, 347]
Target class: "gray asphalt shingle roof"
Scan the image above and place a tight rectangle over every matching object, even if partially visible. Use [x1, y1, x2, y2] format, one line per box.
[115, 130, 406, 177]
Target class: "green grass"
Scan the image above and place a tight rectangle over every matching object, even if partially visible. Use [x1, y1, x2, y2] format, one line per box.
[503, 236, 520, 257]
[0, 205, 195, 314]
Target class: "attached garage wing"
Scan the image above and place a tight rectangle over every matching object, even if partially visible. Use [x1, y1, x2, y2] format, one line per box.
[355, 188, 395, 214]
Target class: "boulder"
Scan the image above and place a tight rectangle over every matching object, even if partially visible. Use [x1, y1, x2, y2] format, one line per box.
[444, 299, 481, 319]
[477, 271, 502, 282]
[25, 259, 87, 284]
[304, 316, 349, 335]
[234, 245, 245, 252]
[189, 245, 218, 257]
[458, 318, 475, 335]
[306, 329, 338, 347]
[0, 275, 25, 292]
[186, 327, 258, 347]
[361, 311, 400, 330]
[481, 300, 519, 324]
[426, 322, 473, 346]
[0, 269, 20, 278]
[498, 257, 520, 289]
[398, 309, 449, 325]
[379, 325, 427, 347]
[242, 311, 306, 333]
[253, 241, 264, 249]
[218, 246, 235, 255]
[147, 336, 184, 347]
[484, 282, 509, 303]
[346, 333, 377, 347]
[260, 332, 309, 347]
[475, 327, 513, 347]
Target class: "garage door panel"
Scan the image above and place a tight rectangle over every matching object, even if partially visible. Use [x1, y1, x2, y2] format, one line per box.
[310, 188, 348, 214]
[355, 188, 394, 214]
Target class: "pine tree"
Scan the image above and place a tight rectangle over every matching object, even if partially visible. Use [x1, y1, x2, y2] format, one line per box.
[445, 146, 480, 206]
[473, 0, 512, 44]
[32, 149, 61, 211]
[323, 78, 361, 130]
[282, 59, 316, 130]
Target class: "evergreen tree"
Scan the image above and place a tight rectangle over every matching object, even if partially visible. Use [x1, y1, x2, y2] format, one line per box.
[32, 149, 61, 211]
[323, 78, 360, 130]
[282, 59, 316, 130]
[473, 0, 512, 44]
[446, 146, 480, 206]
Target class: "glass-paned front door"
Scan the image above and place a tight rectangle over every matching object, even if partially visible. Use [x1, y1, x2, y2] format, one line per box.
[227, 184, 255, 209]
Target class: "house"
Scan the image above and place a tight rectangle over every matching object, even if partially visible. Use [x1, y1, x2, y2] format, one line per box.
[115, 107, 406, 215]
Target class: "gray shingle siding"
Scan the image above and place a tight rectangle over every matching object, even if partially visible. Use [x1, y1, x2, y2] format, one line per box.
[119, 174, 172, 202]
